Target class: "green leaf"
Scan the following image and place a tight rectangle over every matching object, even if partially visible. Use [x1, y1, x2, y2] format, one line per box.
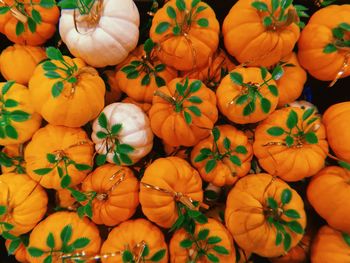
[339, 23, 350, 31]
[212, 127, 220, 141]
[268, 85, 279, 96]
[2, 222, 14, 230]
[271, 0, 279, 12]
[98, 113, 108, 129]
[57, 0, 77, 9]
[196, 6, 207, 13]
[28, 247, 44, 257]
[122, 250, 133, 262]
[197, 18, 209, 27]
[72, 237, 90, 249]
[197, 229, 210, 241]
[46, 233, 55, 249]
[57, 166, 64, 178]
[261, 98, 271, 114]
[173, 25, 181, 35]
[284, 209, 301, 219]
[111, 124, 122, 134]
[176, 0, 186, 11]
[2, 231, 16, 240]
[207, 236, 222, 244]
[5, 125, 18, 139]
[323, 44, 337, 54]
[281, 188, 292, 205]
[120, 153, 133, 165]
[236, 95, 249, 105]
[40, 0, 56, 8]
[191, 0, 200, 7]
[121, 65, 136, 74]
[141, 74, 151, 86]
[307, 117, 318, 126]
[230, 72, 243, 85]
[184, 111, 192, 125]
[43, 255, 52, 263]
[223, 137, 231, 150]
[260, 67, 268, 79]
[267, 126, 285, 136]
[332, 27, 344, 39]
[155, 22, 170, 34]
[51, 81, 64, 98]
[276, 231, 283, 246]
[194, 214, 208, 224]
[302, 108, 315, 121]
[187, 96, 202, 104]
[213, 245, 229, 255]
[16, 21, 25, 36]
[230, 155, 242, 166]
[167, 6, 177, 19]
[0, 6, 10, 14]
[150, 249, 166, 262]
[10, 110, 30, 122]
[113, 154, 121, 165]
[31, 9, 42, 24]
[176, 82, 186, 96]
[285, 135, 294, 147]
[74, 163, 91, 171]
[155, 76, 166, 87]
[7, 239, 21, 255]
[338, 161, 350, 171]
[4, 99, 19, 108]
[142, 244, 150, 257]
[287, 110, 298, 129]
[251, 1, 268, 11]
[189, 80, 202, 93]
[267, 197, 278, 209]
[46, 47, 64, 61]
[243, 101, 255, 116]
[187, 209, 202, 218]
[118, 144, 134, 154]
[281, 0, 293, 9]
[69, 189, 87, 202]
[272, 65, 284, 80]
[77, 206, 85, 218]
[188, 106, 201, 116]
[2, 81, 15, 95]
[127, 70, 139, 79]
[235, 145, 248, 154]
[34, 167, 52, 175]
[61, 175, 71, 188]
[305, 132, 318, 144]
[283, 232, 292, 251]
[287, 221, 304, 234]
[194, 153, 209, 163]
[207, 253, 219, 263]
[342, 232, 350, 247]
[144, 38, 155, 54]
[263, 16, 272, 27]
[96, 154, 106, 166]
[84, 204, 93, 218]
[96, 131, 107, 139]
[0, 206, 6, 216]
[180, 238, 193, 248]
[155, 64, 166, 72]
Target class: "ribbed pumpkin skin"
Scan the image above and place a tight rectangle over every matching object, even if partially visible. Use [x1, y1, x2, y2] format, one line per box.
[101, 219, 169, 263]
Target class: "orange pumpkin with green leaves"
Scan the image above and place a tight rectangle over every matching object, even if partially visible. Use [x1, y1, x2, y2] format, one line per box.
[100, 219, 168, 263]
[149, 77, 218, 147]
[26, 211, 101, 263]
[253, 107, 328, 181]
[191, 125, 253, 187]
[150, 0, 220, 71]
[169, 218, 235, 262]
[1, 144, 26, 174]
[225, 173, 307, 258]
[216, 67, 280, 124]
[24, 124, 94, 190]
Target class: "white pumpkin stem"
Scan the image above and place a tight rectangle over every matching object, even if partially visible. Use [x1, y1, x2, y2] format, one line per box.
[0, 0, 28, 23]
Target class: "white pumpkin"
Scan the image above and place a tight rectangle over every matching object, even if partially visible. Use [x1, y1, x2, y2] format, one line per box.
[92, 103, 153, 166]
[59, 0, 140, 68]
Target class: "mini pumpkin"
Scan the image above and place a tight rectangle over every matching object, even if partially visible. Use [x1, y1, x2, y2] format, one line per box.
[0, 173, 47, 236]
[27, 211, 101, 263]
[0, 0, 59, 45]
[191, 125, 253, 187]
[311, 225, 350, 263]
[28, 47, 105, 128]
[1, 144, 26, 174]
[103, 69, 123, 105]
[223, 0, 301, 67]
[59, 0, 140, 68]
[307, 166, 350, 234]
[149, 78, 218, 147]
[216, 67, 279, 124]
[24, 124, 94, 190]
[80, 164, 139, 226]
[225, 173, 307, 257]
[323, 102, 350, 163]
[101, 219, 168, 263]
[139, 156, 203, 228]
[169, 218, 236, 263]
[0, 44, 46, 85]
[0, 81, 41, 146]
[55, 188, 76, 210]
[298, 4, 350, 81]
[91, 103, 154, 166]
[253, 107, 328, 181]
[150, 0, 220, 71]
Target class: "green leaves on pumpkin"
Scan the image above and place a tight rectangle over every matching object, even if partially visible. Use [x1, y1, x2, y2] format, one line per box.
[58, 0, 95, 15]
[324, 22, 350, 54]
[68, 187, 97, 219]
[122, 246, 166, 263]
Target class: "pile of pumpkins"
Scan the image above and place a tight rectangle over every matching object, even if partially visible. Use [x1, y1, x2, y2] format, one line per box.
[0, 0, 349, 262]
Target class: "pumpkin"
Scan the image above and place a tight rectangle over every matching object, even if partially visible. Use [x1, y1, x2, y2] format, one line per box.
[1, 144, 26, 174]
[150, 0, 220, 71]
[59, 0, 140, 68]
[183, 49, 235, 90]
[103, 69, 123, 105]
[24, 124, 94, 190]
[311, 225, 350, 263]
[216, 67, 279, 124]
[26, 211, 101, 263]
[149, 78, 218, 147]
[0, 173, 47, 236]
[80, 164, 139, 226]
[253, 107, 328, 181]
[190, 125, 253, 187]
[100, 219, 168, 263]
[169, 218, 235, 262]
[122, 97, 152, 114]
[0, 44, 46, 85]
[323, 102, 350, 163]
[5, 239, 28, 263]
[0, 81, 41, 146]
[223, 0, 301, 67]
[139, 156, 203, 228]
[298, 5, 350, 81]
[225, 173, 307, 258]
[0, 0, 59, 45]
[55, 188, 76, 210]
[307, 166, 350, 234]
[28, 47, 105, 128]
[116, 42, 177, 104]
[272, 53, 307, 107]
[91, 103, 154, 166]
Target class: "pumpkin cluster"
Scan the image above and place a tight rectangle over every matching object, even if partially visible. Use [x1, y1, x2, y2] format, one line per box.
[0, 0, 349, 262]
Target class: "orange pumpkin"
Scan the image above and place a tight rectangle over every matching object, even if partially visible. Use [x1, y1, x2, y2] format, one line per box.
[122, 97, 152, 114]
[311, 225, 350, 263]
[116, 43, 177, 103]
[225, 173, 307, 258]
[101, 219, 168, 263]
[103, 69, 123, 105]
[80, 164, 139, 226]
[0, 81, 42, 146]
[191, 125, 253, 187]
[55, 188, 76, 210]
[24, 124, 94, 190]
[307, 166, 350, 234]
[223, 0, 301, 67]
[150, 0, 220, 71]
[5, 239, 28, 263]
[298, 5, 350, 81]
[169, 218, 235, 262]
[253, 107, 328, 181]
[0, 173, 47, 236]
[29, 48, 105, 127]
[139, 156, 203, 228]
[0, 44, 46, 85]
[149, 78, 218, 147]
[216, 67, 279, 124]
[1, 144, 26, 174]
[0, 0, 59, 45]
[323, 102, 350, 163]
[27, 211, 101, 263]
[163, 142, 190, 160]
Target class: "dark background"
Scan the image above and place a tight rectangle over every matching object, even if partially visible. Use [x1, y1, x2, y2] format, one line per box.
[0, 0, 349, 262]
